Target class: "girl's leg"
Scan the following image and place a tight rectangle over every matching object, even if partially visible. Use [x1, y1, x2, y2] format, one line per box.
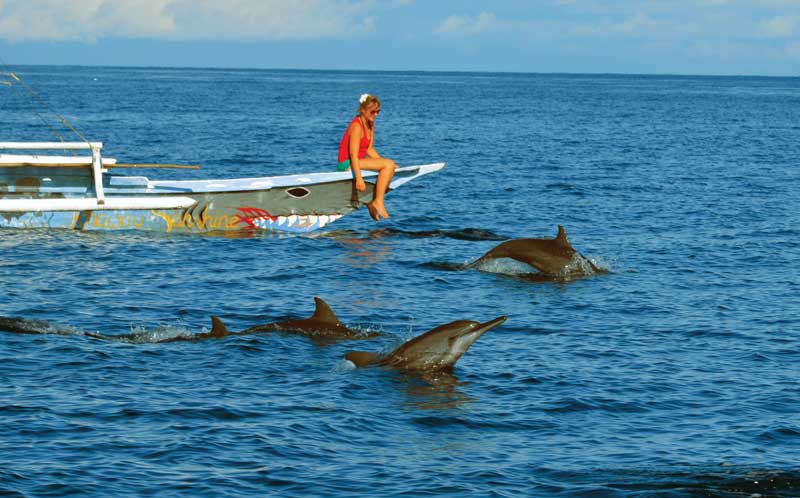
[358, 158, 396, 219]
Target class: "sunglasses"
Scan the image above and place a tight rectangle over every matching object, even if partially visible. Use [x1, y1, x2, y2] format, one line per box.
[369, 109, 381, 115]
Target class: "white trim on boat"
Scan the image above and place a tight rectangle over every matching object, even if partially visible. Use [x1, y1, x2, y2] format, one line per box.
[0, 141, 109, 206]
[0, 154, 118, 167]
[0, 142, 102, 150]
[0, 196, 197, 212]
[146, 162, 447, 193]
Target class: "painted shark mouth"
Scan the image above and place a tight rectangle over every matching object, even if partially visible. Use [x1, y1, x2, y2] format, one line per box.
[250, 214, 344, 233]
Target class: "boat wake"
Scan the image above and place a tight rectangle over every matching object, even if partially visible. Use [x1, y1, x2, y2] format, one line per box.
[366, 227, 508, 241]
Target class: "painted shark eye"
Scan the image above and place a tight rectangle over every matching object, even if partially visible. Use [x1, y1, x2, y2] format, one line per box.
[286, 187, 310, 199]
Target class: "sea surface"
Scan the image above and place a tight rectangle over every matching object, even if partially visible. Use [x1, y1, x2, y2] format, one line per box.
[1, 66, 799, 497]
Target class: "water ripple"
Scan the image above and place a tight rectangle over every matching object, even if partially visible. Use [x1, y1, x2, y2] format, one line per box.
[1, 68, 799, 497]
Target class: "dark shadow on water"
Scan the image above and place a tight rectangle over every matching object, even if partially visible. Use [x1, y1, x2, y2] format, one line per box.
[335, 237, 394, 269]
[367, 227, 508, 241]
[496, 272, 594, 284]
[391, 370, 475, 410]
[421, 261, 470, 272]
[317, 227, 508, 242]
[553, 466, 800, 498]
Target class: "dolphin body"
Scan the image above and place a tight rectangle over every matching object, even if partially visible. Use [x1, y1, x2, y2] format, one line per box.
[100, 297, 370, 342]
[0, 316, 228, 342]
[345, 316, 507, 372]
[0, 316, 70, 335]
[90, 319, 230, 343]
[469, 225, 601, 277]
[0, 298, 372, 344]
[212, 297, 380, 341]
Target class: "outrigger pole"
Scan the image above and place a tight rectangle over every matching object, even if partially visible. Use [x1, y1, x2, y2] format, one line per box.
[0, 142, 197, 212]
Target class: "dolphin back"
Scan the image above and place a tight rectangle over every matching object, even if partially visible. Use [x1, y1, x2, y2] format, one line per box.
[345, 351, 380, 367]
[238, 297, 343, 335]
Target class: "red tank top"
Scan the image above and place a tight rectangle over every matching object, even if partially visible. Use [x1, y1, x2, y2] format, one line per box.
[338, 117, 371, 163]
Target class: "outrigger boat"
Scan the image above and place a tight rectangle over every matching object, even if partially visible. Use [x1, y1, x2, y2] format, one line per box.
[0, 142, 444, 234]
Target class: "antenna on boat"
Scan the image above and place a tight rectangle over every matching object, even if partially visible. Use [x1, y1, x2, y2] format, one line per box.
[1, 61, 201, 171]
[0, 57, 91, 149]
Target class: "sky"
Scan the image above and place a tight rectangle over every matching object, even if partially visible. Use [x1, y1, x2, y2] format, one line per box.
[0, 0, 798, 76]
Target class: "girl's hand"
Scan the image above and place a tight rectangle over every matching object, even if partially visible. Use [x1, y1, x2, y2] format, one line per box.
[355, 177, 366, 192]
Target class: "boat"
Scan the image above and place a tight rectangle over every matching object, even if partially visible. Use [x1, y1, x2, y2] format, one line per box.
[0, 141, 444, 234]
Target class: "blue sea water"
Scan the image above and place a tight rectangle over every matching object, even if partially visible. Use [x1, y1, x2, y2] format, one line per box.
[1, 66, 799, 497]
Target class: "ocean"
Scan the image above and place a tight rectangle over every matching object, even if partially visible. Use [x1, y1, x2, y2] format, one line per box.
[1, 66, 799, 497]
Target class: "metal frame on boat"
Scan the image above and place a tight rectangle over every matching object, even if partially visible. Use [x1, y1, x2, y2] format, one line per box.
[0, 142, 444, 234]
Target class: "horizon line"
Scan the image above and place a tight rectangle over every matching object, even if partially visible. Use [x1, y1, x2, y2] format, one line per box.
[3, 62, 798, 80]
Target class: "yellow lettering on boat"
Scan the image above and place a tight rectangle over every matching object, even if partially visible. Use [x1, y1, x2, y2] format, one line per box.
[148, 206, 239, 232]
[91, 213, 106, 228]
[133, 214, 144, 229]
[151, 210, 175, 232]
[85, 212, 147, 229]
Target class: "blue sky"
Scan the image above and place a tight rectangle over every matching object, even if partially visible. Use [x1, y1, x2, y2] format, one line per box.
[0, 0, 798, 76]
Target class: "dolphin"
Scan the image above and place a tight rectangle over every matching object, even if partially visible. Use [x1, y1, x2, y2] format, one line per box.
[0, 315, 229, 343]
[87, 317, 230, 343]
[0, 298, 373, 344]
[157, 317, 229, 342]
[212, 297, 381, 341]
[345, 316, 507, 372]
[0, 316, 73, 335]
[469, 225, 601, 277]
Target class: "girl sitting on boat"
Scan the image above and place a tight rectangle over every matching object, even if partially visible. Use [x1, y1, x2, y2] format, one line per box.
[337, 94, 396, 220]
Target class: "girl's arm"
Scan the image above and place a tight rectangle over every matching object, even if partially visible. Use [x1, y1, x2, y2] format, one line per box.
[367, 131, 380, 158]
[348, 123, 366, 191]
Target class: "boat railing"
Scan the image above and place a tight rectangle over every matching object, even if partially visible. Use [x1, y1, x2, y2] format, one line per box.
[0, 141, 107, 204]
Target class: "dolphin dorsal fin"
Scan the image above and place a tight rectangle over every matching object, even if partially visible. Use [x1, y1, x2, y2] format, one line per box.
[210, 316, 230, 338]
[311, 297, 340, 324]
[555, 225, 570, 246]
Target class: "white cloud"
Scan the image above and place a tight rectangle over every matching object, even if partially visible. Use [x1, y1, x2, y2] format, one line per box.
[435, 12, 496, 36]
[608, 12, 655, 35]
[570, 12, 663, 37]
[785, 41, 800, 60]
[760, 15, 798, 38]
[0, 0, 374, 42]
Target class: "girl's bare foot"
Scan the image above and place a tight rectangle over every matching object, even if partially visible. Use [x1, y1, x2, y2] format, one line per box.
[372, 200, 390, 219]
[367, 203, 381, 221]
